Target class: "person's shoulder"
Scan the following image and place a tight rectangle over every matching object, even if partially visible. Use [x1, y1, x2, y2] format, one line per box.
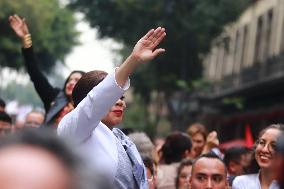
[232, 174, 258, 188]
[57, 110, 75, 135]
[234, 173, 258, 182]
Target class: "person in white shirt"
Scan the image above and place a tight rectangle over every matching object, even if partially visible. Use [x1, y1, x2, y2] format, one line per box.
[232, 124, 284, 189]
[57, 27, 166, 189]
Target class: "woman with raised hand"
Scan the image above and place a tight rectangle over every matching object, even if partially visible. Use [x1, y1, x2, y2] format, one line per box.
[58, 27, 166, 189]
[232, 124, 284, 189]
[9, 15, 85, 127]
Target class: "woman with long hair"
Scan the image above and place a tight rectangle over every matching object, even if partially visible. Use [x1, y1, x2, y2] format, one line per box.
[9, 15, 85, 127]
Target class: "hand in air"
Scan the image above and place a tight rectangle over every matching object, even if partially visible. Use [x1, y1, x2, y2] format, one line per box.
[206, 131, 220, 149]
[131, 27, 166, 63]
[9, 14, 30, 39]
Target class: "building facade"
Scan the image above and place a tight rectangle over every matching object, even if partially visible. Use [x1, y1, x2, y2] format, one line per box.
[199, 0, 284, 143]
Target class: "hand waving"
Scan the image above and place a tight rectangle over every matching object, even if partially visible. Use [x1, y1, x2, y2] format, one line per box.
[202, 131, 220, 154]
[115, 27, 166, 87]
[131, 27, 166, 63]
[9, 15, 30, 39]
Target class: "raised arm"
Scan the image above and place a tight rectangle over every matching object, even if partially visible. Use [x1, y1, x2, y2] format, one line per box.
[58, 27, 166, 141]
[9, 15, 58, 111]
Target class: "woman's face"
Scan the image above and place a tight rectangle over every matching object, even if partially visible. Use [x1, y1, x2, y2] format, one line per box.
[101, 97, 126, 127]
[191, 133, 206, 158]
[65, 72, 83, 97]
[255, 128, 281, 169]
[178, 165, 192, 189]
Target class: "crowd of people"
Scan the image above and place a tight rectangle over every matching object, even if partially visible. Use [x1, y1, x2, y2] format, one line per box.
[0, 14, 284, 189]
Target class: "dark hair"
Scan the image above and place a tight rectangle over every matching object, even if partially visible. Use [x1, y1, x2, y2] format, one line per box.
[160, 131, 192, 164]
[192, 153, 227, 175]
[0, 98, 6, 109]
[72, 70, 108, 107]
[223, 146, 249, 166]
[0, 111, 12, 124]
[175, 159, 193, 189]
[63, 70, 85, 95]
[142, 156, 155, 176]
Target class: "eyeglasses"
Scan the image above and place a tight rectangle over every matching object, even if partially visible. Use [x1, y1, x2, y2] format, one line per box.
[256, 139, 277, 152]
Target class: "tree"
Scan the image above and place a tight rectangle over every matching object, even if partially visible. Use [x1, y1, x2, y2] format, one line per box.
[69, 0, 250, 92]
[0, 0, 78, 71]
[69, 0, 251, 130]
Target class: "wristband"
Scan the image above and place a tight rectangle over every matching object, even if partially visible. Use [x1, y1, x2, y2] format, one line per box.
[22, 34, 32, 48]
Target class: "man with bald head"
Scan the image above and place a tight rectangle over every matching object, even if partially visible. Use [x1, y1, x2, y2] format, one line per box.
[190, 153, 228, 189]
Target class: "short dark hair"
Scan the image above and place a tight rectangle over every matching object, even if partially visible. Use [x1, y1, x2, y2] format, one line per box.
[192, 153, 227, 175]
[160, 131, 192, 164]
[142, 156, 155, 176]
[223, 147, 249, 166]
[72, 70, 108, 107]
[0, 98, 5, 109]
[0, 111, 12, 124]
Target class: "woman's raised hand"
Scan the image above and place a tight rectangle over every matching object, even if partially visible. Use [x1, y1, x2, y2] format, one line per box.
[9, 14, 30, 39]
[112, 27, 166, 87]
[131, 27, 166, 64]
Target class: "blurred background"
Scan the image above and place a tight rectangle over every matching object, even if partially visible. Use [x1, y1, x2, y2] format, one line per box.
[1, 0, 283, 146]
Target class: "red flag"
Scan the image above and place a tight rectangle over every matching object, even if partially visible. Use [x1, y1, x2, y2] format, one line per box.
[245, 124, 254, 148]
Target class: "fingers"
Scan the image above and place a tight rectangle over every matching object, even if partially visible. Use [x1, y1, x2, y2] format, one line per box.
[8, 16, 13, 22]
[152, 48, 166, 57]
[143, 29, 155, 40]
[14, 14, 22, 23]
[153, 31, 166, 48]
[8, 14, 23, 25]
[9, 15, 16, 25]
[149, 27, 166, 48]
[147, 27, 162, 42]
[22, 18, 29, 28]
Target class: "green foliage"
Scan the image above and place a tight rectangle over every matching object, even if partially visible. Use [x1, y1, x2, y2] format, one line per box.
[69, 0, 251, 97]
[69, 0, 251, 132]
[0, 0, 78, 71]
[123, 94, 149, 131]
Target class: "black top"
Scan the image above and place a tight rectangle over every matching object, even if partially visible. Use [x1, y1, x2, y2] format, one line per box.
[22, 47, 68, 126]
[22, 47, 60, 112]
